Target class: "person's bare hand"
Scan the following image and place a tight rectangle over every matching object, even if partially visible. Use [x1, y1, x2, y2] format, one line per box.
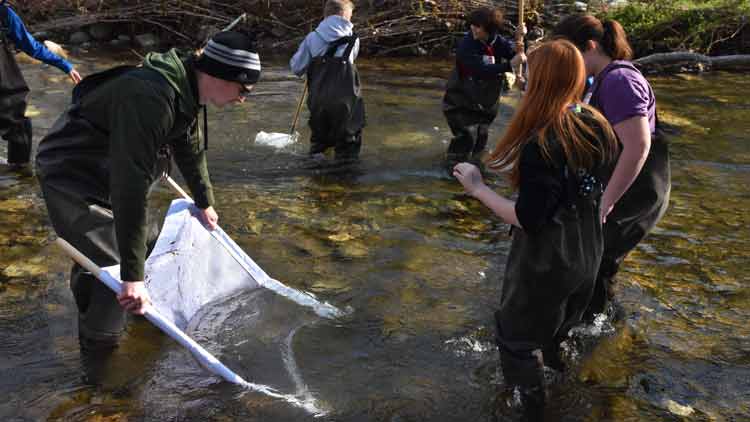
[68, 69, 82, 84]
[510, 53, 527, 70]
[453, 162, 486, 196]
[117, 281, 151, 315]
[199, 206, 219, 230]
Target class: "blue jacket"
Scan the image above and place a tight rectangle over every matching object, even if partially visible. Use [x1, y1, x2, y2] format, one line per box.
[455, 31, 515, 79]
[290, 15, 359, 76]
[1, 4, 73, 73]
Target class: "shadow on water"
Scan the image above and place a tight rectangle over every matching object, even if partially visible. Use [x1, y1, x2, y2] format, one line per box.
[1, 50, 748, 421]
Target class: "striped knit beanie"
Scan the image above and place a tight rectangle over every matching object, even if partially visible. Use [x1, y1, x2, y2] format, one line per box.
[195, 31, 261, 84]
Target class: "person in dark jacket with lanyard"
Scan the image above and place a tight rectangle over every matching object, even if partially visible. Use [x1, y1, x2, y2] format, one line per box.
[1, 0, 81, 169]
[454, 40, 619, 420]
[36, 31, 260, 354]
[443, 7, 525, 167]
[553, 15, 671, 321]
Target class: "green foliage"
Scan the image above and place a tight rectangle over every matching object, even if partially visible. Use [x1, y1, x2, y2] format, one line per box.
[597, 0, 749, 54]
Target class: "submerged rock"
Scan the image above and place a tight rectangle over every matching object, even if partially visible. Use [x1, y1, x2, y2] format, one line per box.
[2, 260, 47, 279]
[69, 31, 90, 45]
[89, 23, 114, 41]
[338, 240, 369, 258]
[664, 399, 694, 417]
[135, 33, 159, 49]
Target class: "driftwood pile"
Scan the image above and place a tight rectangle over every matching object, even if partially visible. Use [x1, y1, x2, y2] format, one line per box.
[20, 0, 749, 72]
[21, 0, 555, 55]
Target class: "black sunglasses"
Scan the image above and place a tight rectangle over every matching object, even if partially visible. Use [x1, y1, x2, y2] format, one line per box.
[239, 84, 253, 99]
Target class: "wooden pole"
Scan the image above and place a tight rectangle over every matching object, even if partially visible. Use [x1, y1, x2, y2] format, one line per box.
[290, 81, 308, 136]
[223, 13, 246, 32]
[516, 0, 525, 76]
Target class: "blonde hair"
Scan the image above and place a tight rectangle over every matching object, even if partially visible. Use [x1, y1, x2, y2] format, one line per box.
[324, 0, 354, 17]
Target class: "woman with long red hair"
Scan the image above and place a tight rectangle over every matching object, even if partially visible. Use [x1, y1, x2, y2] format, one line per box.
[454, 39, 619, 419]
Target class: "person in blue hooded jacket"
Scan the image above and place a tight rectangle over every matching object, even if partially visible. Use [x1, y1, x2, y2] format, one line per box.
[443, 7, 525, 167]
[290, 0, 365, 162]
[1, 1, 81, 169]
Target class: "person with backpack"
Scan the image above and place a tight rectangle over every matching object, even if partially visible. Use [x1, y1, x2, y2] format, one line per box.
[35, 31, 261, 357]
[553, 15, 671, 321]
[453, 39, 619, 420]
[290, 0, 364, 162]
[443, 7, 526, 168]
[1, 0, 81, 170]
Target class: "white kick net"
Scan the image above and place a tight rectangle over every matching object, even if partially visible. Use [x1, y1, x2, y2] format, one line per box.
[103, 198, 344, 415]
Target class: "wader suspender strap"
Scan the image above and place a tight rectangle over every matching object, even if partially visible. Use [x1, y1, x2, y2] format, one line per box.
[340, 36, 358, 61]
[319, 33, 358, 59]
[203, 105, 208, 150]
[0, 5, 8, 46]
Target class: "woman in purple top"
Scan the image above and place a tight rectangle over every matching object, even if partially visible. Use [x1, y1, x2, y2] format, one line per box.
[553, 15, 671, 321]
[1, 1, 81, 169]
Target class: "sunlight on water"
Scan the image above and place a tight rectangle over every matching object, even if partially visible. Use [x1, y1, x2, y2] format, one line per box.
[1, 53, 748, 420]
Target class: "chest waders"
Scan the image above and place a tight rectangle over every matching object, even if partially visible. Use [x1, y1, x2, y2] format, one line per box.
[0, 8, 32, 164]
[496, 159, 607, 422]
[35, 66, 184, 366]
[306, 34, 365, 161]
[584, 63, 671, 320]
[442, 42, 505, 164]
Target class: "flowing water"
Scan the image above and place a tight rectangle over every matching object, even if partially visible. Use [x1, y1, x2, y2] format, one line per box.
[0, 52, 748, 421]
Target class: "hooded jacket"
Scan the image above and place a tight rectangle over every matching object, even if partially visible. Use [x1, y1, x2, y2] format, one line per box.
[290, 15, 360, 76]
[37, 49, 212, 281]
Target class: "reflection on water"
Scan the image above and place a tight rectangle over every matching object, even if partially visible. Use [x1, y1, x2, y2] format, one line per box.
[1, 51, 748, 421]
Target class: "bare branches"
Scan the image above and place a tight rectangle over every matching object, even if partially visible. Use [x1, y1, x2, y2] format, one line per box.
[20, 1, 535, 56]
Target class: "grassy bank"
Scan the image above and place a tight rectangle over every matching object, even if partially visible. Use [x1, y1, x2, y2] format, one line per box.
[596, 0, 749, 56]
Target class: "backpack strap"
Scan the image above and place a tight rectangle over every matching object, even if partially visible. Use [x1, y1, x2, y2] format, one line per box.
[321, 33, 358, 58]
[72, 65, 137, 103]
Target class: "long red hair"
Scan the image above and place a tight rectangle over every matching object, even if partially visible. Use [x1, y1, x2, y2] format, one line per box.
[486, 39, 618, 189]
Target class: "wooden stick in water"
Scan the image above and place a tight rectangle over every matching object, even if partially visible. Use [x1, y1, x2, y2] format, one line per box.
[290, 81, 308, 136]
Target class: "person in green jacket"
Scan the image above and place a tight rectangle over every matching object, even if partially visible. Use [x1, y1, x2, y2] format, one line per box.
[35, 31, 261, 354]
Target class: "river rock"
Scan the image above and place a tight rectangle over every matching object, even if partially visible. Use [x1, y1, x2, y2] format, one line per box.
[338, 240, 369, 258]
[197, 25, 219, 43]
[382, 131, 433, 148]
[32, 31, 50, 40]
[43, 40, 68, 59]
[2, 261, 47, 279]
[135, 33, 159, 49]
[89, 23, 114, 41]
[69, 31, 90, 45]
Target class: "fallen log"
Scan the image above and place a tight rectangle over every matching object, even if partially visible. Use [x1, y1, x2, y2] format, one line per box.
[635, 52, 750, 73]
